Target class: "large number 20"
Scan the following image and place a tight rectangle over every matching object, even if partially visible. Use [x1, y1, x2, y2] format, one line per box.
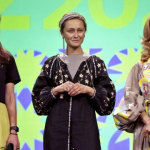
[88, 0, 138, 28]
[0, 0, 30, 29]
[0, 0, 139, 29]
[44, 0, 138, 29]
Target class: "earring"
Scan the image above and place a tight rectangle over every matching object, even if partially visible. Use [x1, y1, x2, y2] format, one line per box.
[63, 37, 65, 51]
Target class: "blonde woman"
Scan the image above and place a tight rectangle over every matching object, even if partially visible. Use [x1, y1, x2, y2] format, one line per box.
[114, 16, 150, 150]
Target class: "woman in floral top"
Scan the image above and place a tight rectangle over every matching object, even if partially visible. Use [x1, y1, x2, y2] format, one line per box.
[113, 16, 150, 150]
[32, 12, 116, 150]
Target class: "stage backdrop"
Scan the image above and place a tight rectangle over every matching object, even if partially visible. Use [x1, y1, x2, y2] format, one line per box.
[0, 0, 150, 150]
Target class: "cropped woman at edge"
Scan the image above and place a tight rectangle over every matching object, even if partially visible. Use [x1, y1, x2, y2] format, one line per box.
[0, 42, 21, 149]
[113, 16, 150, 150]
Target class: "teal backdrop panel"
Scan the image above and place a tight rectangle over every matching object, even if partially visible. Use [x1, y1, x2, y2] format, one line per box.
[0, 0, 150, 149]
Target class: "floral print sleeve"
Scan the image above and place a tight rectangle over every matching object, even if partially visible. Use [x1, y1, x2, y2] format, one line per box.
[32, 56, 57, 115]
[113, 63, 145, 133]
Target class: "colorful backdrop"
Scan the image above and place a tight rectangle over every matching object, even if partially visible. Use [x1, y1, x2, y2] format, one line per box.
[1, 0, 150, 149]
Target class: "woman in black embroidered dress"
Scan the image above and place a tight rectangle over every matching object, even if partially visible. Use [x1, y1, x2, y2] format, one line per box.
[32, 12, 116, 150]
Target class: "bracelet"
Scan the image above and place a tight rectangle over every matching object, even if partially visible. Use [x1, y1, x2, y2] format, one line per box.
[10, 133, 18, 135]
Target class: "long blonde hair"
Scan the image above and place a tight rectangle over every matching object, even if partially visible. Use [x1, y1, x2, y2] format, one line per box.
[141, 16, 150, 63]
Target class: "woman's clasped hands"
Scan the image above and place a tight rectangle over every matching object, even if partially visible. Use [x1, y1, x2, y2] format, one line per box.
[52, 81, 94, 97]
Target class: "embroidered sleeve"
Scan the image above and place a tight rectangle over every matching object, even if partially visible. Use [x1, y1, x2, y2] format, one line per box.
[90, 56, 116, 115]
[32, 56, 57, 115]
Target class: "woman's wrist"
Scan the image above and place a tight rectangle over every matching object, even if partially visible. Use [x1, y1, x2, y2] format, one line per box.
[52, 87, 59, 96]
[145, 119, 150, 125]
[86, 86, 94, 97]
[10, 129, 18, 136]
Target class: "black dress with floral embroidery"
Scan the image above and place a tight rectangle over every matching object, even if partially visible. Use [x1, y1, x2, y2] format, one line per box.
[32, 55, 116, 150]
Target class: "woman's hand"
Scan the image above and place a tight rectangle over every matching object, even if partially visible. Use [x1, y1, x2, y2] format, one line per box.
[68, 83, 94, 97]
[52, 81, 74, 96]
[140, 111, 150, 137]
[7, 132, 20, 150]
[143, 120, 150, 137]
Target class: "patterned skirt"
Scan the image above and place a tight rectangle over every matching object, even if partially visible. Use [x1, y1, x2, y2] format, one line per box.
[0, 102, 10, 149]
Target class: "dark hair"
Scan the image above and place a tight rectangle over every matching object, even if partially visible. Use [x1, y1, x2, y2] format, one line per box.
[141, 16, 150, 63]
[0, 15, 10, 64]
[59, 13, 87, 32]
[0, 42, 10, 64]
